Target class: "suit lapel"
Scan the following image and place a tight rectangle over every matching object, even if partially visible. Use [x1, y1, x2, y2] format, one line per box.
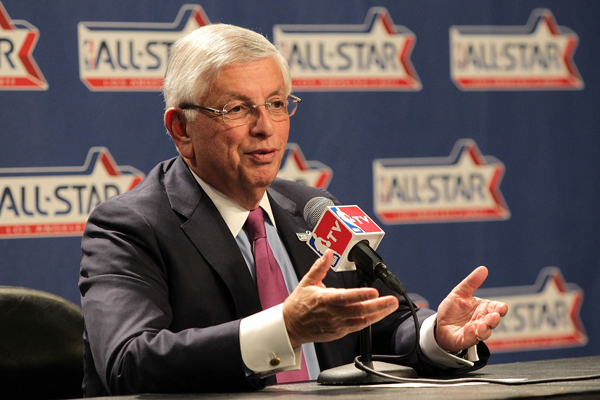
[164, 157, 262, 319]
[163, 158, 345, 320]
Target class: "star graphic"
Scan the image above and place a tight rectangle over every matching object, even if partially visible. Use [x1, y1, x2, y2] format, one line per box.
[373, 139, 510, 224]
[478, 267, 587, 352]
[277, 143, 332, 189]
[91, 148, 145, 191]
[458, 141, 509, 218]
[374, 8, 420, 88]
[0, 2, 48, 90]
[0, 147, 145, 238]
[532, 9, 582, 88]
[450, 8, 583, 90]
[273, 6, 421, 91]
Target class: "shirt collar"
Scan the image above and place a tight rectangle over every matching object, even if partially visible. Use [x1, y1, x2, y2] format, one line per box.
[189, 169, 277, 237]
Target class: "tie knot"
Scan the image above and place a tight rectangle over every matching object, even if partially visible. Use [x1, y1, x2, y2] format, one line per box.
[245, 208, 267, 241]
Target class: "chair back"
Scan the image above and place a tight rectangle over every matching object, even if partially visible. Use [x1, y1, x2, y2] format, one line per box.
[0, 286, 84, 399]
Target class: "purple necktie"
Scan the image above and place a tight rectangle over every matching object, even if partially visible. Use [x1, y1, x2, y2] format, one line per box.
[244, 208, 309, 383]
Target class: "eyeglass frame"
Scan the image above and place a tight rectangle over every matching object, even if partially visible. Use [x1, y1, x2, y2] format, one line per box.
[178, 94, 301, 126]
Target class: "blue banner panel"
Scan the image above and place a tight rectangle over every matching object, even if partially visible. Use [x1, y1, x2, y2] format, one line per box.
[0, 0, 599, 366]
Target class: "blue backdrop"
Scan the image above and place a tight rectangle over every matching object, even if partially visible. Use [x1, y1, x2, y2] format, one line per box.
[1, 0, 598, 365]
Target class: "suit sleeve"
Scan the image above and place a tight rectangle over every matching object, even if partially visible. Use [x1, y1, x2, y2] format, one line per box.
[79, 199, 261, 395]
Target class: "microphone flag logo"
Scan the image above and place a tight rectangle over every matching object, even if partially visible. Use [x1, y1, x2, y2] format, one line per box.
[307, 205, 385, 271]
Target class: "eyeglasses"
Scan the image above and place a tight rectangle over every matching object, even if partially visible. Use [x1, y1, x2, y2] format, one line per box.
[179, 94, 301, 127]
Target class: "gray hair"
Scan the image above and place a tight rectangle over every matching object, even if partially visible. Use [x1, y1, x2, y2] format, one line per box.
[163, 24, 291, 110]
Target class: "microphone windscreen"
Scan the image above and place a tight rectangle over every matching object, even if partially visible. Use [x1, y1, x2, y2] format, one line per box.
[303, 197, 335, 230]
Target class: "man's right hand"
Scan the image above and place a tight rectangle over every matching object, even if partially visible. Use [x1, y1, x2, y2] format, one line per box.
[282, 250, 399, 348]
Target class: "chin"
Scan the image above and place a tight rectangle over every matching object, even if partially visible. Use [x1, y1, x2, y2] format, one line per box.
[249, 172, 278, 189]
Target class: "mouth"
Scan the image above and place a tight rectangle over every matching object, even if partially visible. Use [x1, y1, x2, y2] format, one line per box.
[247, 147, 278, 163]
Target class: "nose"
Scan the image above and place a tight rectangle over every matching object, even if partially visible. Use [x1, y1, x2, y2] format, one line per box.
[249, 104, 275, 136]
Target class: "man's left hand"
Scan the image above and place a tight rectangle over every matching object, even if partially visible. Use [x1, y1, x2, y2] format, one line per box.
[435, 266, 508, 353]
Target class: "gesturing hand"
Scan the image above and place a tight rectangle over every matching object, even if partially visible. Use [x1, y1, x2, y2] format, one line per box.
[435, 266, 508, 353]
[282, 250, 399, 348]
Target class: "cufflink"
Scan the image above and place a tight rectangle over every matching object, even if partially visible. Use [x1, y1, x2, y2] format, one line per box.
[270, 357, 281, 367]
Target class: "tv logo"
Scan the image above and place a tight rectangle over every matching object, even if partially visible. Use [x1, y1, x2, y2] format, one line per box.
[307, 205, 384, 271]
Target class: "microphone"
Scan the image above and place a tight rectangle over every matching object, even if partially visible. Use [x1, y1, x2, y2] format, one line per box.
[303, 197, 405, 294]
[304, 198, 418, 386]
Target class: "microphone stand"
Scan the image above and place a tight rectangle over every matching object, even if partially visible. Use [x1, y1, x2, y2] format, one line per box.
[317, 267, 417, 385]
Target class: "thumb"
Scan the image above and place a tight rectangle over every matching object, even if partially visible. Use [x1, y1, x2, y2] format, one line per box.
[298, 249, 334, 288]
[453, 266, 488, 298]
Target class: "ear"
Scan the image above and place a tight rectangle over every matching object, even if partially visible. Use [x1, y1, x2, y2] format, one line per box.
[165, 107, 194, 160]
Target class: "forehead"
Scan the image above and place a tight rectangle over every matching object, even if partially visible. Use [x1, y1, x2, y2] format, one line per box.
[206, 57, 285, 102]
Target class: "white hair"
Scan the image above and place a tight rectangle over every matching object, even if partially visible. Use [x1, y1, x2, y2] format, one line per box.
[163, 24, 291, 110]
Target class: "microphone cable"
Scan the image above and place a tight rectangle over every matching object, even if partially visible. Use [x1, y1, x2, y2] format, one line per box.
[303, 197, 600, 386]
[354, 274, 600, 386]
[354, 355, 600, 386]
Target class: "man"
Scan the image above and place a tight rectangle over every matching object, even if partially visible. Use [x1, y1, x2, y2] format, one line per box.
[79, 24, 507, 396]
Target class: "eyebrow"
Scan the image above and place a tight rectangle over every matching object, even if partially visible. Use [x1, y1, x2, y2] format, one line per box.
[218, 87, 286, 104]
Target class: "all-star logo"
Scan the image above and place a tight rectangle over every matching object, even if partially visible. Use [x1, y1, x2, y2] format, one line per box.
[450, 9, 583, 90]
[0, 147, 144, 238]
[373, 139, 510, 224]
[476, 267, 587, 352]
[0, 1, 48, 90]
[277, 143, 332, 189]
[273, 7, 421, 91]
[78, 4, 210, 91]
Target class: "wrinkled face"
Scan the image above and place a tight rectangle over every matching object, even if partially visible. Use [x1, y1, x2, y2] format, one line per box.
[186, 57, 290, 205]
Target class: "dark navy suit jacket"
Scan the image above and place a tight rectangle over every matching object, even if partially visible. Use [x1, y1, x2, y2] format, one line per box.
[79, 156, 488, 396]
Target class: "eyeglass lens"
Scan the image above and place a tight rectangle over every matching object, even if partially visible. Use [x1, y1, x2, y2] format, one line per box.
[222, 98, 298, 123]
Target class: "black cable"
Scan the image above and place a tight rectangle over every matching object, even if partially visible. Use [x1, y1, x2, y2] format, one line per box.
[373, 267, 420, 364]
[354, 357, 600, 385]
[358, 262, 600, 386]
[349, 240, 421, 364]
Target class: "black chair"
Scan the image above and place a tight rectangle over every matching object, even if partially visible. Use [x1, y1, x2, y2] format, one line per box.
[0, 286, 83, 399]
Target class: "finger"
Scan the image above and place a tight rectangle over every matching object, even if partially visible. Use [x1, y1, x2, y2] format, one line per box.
[472, 312, 502, 341]
[474, 321, 493, 341]
[459, 319, 490, 344]
[331, 294, 399, 316]
[452, 266, 488, 298]
[345, 306, 399, 331]
[332, 298, 399, 333]
[479, 299, 509, 318]
[495, 301, 509, 317]
[325, 287, 382, 306]
[484, 311, 503, 329]
[299, 249, 334, 287]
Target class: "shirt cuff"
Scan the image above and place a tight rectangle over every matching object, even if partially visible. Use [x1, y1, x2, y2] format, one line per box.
[419, 314, 478, 369]
[239, 304, 302, 376]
